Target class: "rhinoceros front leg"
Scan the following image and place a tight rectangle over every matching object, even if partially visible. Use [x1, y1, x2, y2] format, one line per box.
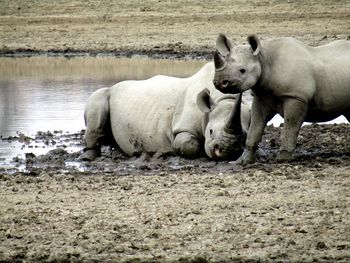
[278, 97, 308, 161]
[172, 132, 201, 159]
[235, 96, 273, 165]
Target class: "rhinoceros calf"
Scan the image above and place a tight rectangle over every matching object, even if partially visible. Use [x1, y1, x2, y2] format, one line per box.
[213, 34, 350, 164]
[82, 62, 251, 161]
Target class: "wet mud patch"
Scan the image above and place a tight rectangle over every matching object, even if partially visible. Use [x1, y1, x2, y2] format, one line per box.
[261, 124, 350, 166]
[0, 130, 84, 173]
[2, 123, 349, 175]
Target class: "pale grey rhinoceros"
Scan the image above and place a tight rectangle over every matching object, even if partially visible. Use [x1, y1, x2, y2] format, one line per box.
[212, 34, 350, 164]
[82, 62, 251, 161]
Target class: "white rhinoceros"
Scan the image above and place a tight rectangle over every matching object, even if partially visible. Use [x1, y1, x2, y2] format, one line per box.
[82, 62, 251, 161]
[212, 34, 350, 164]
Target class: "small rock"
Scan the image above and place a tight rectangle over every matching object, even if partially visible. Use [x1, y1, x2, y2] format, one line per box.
[287, 239, 296, 246]
[316, 241, 327, 250]
[295, 228, 308, 233]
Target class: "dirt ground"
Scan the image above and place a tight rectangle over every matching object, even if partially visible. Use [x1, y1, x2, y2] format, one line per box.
[1, 124, 350, 262]
[0, 0, 349, 55]
[1, 1, 350, 262]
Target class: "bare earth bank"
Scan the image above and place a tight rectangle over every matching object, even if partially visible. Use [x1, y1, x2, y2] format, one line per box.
[0, 0, 349, 55]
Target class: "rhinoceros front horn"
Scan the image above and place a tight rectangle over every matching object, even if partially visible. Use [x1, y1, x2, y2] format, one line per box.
[225, 92, 243, 134]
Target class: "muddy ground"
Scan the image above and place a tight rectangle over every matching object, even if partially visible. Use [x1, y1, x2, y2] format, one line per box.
[1, 0, 350, 262]
[1, 124, 350, 262]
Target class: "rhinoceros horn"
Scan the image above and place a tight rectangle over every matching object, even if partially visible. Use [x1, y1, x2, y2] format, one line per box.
[225, 92, 243, 134]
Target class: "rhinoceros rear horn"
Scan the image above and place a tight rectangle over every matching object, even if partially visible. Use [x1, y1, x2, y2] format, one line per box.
[225, 92, 243, 134]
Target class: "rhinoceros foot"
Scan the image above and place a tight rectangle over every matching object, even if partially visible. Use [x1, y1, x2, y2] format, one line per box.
[231, 148, 256, 165]
[80, 148, 101, 161]
[277, 150, 294, 162]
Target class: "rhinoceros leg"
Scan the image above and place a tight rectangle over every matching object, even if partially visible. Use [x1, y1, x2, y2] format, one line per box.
[236, 96, 273, 165]
[81, 88, 110, 161]
[172, 132, 201, 159]
[278, 97, 308, 162]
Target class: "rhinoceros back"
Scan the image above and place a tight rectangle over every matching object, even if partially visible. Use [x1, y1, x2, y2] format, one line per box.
[109, 75, 188, 156]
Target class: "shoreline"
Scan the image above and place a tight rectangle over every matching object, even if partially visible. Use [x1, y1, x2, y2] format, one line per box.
[0, 49, 213, 60]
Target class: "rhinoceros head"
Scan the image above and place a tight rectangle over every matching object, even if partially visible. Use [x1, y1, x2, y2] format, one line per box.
[213, 34, 262, 94]
[197, 88, 246, 160]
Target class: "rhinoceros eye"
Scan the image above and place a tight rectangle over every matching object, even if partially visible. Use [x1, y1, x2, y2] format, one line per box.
[240, 68, 246, 74]
[209, 129, 213, 135]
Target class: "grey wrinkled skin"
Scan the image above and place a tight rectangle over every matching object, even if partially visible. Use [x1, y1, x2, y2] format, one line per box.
[82, 63, 251, 161]
[213, 34, 350, 164]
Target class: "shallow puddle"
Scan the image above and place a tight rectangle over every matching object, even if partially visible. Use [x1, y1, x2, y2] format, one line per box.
[0, 56, 206, 165]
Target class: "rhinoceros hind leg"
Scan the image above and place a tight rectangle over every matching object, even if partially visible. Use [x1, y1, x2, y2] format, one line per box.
[83, 88, 110, 161]
[278, 97, 308, 162]
[173, 132, 201, 159]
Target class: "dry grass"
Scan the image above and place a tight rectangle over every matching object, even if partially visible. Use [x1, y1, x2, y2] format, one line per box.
[0, 0, 349, 53]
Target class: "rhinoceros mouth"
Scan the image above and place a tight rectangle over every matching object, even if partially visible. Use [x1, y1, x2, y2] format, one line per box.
[213, 79, 243, 94]
[217, 85, 242, 95]
[207, 143, 244, 161]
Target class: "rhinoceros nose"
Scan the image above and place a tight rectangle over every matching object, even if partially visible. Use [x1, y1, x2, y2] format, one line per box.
[221, 80, 230, 88]
[212, 79, 230, 90]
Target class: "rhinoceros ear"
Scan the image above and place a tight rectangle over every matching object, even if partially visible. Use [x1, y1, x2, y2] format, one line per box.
[197, 88, 215, 113]
[247, 35, 261, 56]
[216, 33, 232, 57]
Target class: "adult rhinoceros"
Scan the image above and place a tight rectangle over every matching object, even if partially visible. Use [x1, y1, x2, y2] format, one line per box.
[82, 62, 251, 161]
[212, 34, 350, 164]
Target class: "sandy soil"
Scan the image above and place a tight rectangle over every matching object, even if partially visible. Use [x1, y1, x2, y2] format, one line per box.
[0, 0, 349, 55]
[1, 1, 350, 262]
